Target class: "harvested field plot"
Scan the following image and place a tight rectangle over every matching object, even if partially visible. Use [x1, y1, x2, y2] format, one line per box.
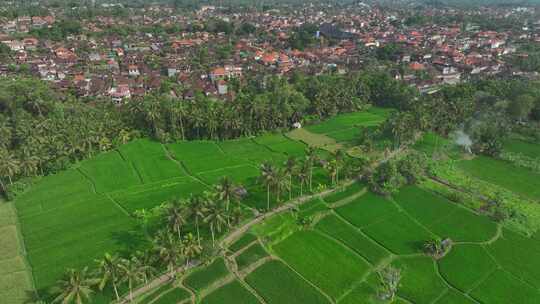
[286, 128, 338, 149]
[183, 258, 230, 291]
[438, 244, 497, 292]
[458, 156, 540, 201]
[315, 214, 390, 265]
[274, 230, 370, 299]
[245, 260, 330, 304]
[202, 280, 260, 304]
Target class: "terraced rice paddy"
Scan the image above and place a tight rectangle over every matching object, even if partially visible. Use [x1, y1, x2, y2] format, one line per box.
[9, 107, 540, 303]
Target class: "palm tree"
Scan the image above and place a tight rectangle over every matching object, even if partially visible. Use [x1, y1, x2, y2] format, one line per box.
[153, 230, 183, 278]
[187, 195, 208, 246]
[305, 147, 318, 192]
[95, 253, 122, 301]
[132, 250, 155, 284]
[165, 199, 186, 239]
[325, 159, 338, 186]
[204, 202, 228, 247]
[296, 161, 309, 196]
[119, 258, 144, 302]
[51, 267, 98, 304]
[284, 157, 296, 200]
[274, 168, 288, 204]
[182, 233, 202, 267]
[259, 162, 277, 211]
[214, 176, 236, 211]
[0, 148, 19, 186]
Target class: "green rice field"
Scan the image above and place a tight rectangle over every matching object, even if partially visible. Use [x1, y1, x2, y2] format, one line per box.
[7, 107, 540, 304]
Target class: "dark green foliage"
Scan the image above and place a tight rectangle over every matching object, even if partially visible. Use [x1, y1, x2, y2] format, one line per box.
[368, 161, 405, 195]
[228, 233, 257, 252]
[235, 243, 269, 270]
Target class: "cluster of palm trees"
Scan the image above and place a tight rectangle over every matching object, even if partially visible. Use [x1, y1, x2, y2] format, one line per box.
[50, 176, 244, 304]
[258, 147, 351, 210]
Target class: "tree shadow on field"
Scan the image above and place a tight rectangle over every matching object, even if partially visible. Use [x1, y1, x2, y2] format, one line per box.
[110, 229, 150, 256]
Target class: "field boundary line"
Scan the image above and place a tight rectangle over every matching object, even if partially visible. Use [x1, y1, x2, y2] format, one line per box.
[3, 201, 37, 303]
[115, 149, 145, 185]
[160, 144, 210, 187]
[327, 187, 367, 208]
[105, 193, 131, 217]
[331, 211, 394, 257]
[433, 257, 482, 304]
[312, 229, 374, 267]
[225, 253, 268, 304]
[229, 240, 259, 259]
[76, 167, 99, 194]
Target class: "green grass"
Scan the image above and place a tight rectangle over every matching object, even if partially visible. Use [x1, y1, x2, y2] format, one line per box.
[196, 165, 259, 185]
[435, 290, 476, 304]
[297, 198, 328, 218]
[321, 182, 364, 204]
[438, 244, 497, 292]
[362, 211, 435, 255]
[183, 258, 230, 291]
[335, 192, 398, 229]
[0, 202, 33, 304]
[470, 269, 540, 304]
[458, 156, 540, 201]
[254, 133, 307, 157]
[235, 243, 269, 270]
[245, 260, 330, 304]
[218, 138, 286, 164]
[201, 280, 260, 304]
[273, 230, 370, 300]
[138, 282, 173, 304]
[393, 186, 497, 242]
[413, 132, 450, 155]
[393, 256, 447, 304]
[152, 286, 191, 304]
[306, 109, 390, 135]
[315, 214, 390, 265]
[228, 233, 257, 252]
[486, 229, 540, 289]
[79, 151, 142, 193]
[110, 177, 208, 213]
[286, 128, 337, 149]
[503, 138, 540, 158]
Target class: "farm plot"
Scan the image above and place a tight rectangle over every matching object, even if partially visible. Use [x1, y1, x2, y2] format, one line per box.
[118, 138, 186, 183]
[254, 133, 307, 157]
[315, 214, 390, 265]
[413, 132, 451, 155]
[321, 182, 364, 204]
[201, 280, 260, 304]
[183, 258, 230, 291]
[228, 233, 257, 252]
[109, 177, 208, 213]
[235, 242, 269, 270]
[435, 290, 476, 304]
[469, 269, 540, 304]
[458, 156, 540, 201]
[0, 202, 33, 304]
[196, 164, 259, 185]
[79, 150, 142, 193]
[273, 230, 370, 300]
[335, 192, 399, 228]
[306, 109, 390, 135]
[486, 229, 540, 289]
[286, 128, 339, 150]
[14, 169, 94, 216]
[245, 260, 330, 304]
[503, 138, 540, 158]
[393, 186, 497, 242]
[438, 244, 497, 292]
[362, 211, 435, 255]
[151, 286, 191, 304]
[218, 138, 287, 164]
[392, 256, 447, 304]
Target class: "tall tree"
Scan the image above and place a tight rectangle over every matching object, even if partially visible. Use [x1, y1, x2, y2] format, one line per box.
[305, 147, 318, 192]
[119, 258, 144, 302]
[259, 162, 277, 210]
[51, 267, 98, 304]
[95, 253, 122, 301]
[153, 230, 184, 277]
[165, 199, 186, 239]
[187, 194, 207, 246]
[204, 201, 228, 247]
[182, 233, 202, 267]
[284, 157, 296, 200]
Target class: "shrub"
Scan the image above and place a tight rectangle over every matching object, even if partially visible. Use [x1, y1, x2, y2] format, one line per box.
[368, 161, 405, 195]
